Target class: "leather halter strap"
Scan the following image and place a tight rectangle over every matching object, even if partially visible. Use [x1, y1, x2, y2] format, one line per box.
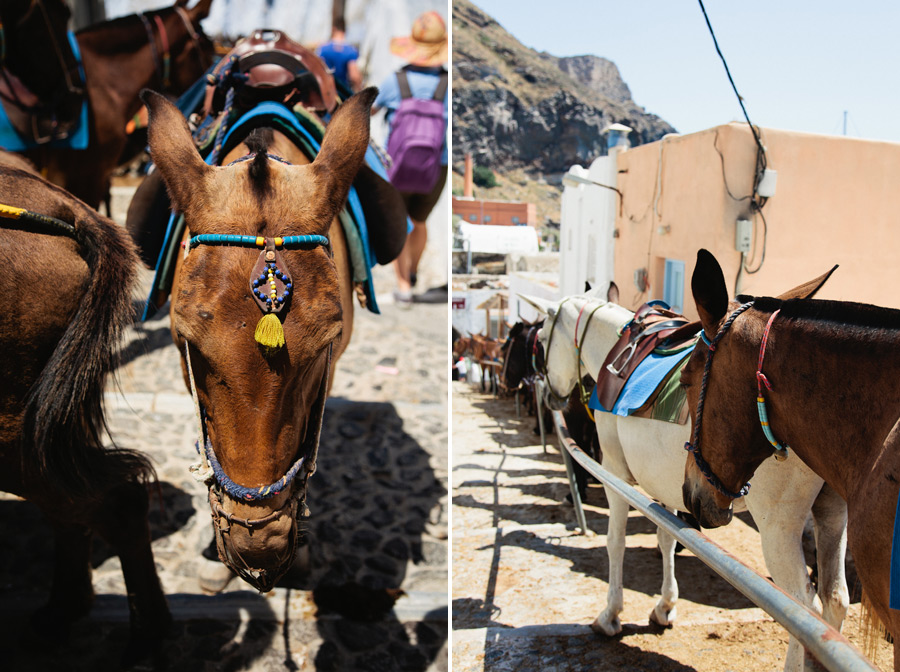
[138, 14, 163, 89]
[174, 5, 200, 42]
[170, 7, 208, 86]
[684, 301, 755, 499]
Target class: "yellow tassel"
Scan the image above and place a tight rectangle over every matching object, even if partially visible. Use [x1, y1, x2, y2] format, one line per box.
[255, 313, 285, 355]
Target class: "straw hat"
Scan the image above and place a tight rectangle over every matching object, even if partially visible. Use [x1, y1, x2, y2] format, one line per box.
[390, 11, 448, 67]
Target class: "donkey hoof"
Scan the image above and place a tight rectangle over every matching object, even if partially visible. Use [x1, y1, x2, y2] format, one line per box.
[198, 557, 236, 594]
[649, 604, 676, 628]
[591, 614, 622, 637]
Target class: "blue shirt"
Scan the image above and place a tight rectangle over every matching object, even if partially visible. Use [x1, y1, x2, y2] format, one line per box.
[374, 67, 448, 165]
[316, 40, 359, 90]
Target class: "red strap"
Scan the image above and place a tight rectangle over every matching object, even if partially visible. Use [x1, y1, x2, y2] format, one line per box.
[575, 303, 590, 347]
[154, 15, 170, 55]
[757, 309, 780, 394]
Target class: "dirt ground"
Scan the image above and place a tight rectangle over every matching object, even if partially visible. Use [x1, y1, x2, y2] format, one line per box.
[450, 381, 893, 671]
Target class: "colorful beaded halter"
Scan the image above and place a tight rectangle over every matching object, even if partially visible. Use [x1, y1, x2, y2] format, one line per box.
[186, 233, 330, 355]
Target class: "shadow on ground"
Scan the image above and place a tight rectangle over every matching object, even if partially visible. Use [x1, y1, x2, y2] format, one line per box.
[275, 399, 447, 671]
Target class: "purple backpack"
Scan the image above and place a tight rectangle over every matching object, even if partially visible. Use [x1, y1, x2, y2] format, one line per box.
[386, 69, 448, 194]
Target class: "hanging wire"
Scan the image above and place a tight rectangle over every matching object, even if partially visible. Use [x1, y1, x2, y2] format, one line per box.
[697, 0, 770, 275]
[697, 0, 767, 180]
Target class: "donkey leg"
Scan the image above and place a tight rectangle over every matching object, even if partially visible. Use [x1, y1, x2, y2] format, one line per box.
[745, 458, 823, 672]
[810, 482, 849, 631]
[592, 483, 629, 636]
[93, 481, 171, 662]
[592, 417, 634, 636]
[649, 510, 679, 627]
[31, 520, 94, 636]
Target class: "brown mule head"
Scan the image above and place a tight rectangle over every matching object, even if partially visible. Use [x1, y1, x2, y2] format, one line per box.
[166, 0, 216, 93]
[681, 249, 839, 528]
[144, 87, 376, 590]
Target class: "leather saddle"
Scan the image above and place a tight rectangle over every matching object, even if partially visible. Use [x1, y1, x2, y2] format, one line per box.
[203, 29, 338, 117]
[594, 302, 699, 411]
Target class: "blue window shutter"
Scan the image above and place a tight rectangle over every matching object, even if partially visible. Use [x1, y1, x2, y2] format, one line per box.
[663, 259, 685, 314]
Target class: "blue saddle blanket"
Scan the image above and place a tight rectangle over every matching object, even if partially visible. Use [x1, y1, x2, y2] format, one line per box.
[0, 33, 89, 151]
[589, 344, 695, 417]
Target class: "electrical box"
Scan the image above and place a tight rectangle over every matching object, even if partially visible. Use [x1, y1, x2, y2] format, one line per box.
[757, 169, 777, 198]
[735, 219, 753, 253]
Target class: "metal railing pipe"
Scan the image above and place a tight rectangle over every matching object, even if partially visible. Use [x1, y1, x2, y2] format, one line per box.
[551, 410, 879, 672]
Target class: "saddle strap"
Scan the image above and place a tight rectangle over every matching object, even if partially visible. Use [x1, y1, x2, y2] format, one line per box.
[594, 313, 690, 412]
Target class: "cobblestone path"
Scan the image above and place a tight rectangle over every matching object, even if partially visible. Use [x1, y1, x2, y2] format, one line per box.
[0, 184, 449, 672]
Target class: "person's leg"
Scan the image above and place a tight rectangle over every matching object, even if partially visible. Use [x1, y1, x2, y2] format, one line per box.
[393, 166, 446, 301]
[393, 244, 413, 295]
[406, 218, 428, 279]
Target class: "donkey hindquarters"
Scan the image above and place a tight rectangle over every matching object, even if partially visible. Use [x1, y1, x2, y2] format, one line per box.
[0, 162, 170, 663]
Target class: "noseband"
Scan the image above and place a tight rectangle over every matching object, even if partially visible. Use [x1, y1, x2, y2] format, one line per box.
[684, 301, 790, 500]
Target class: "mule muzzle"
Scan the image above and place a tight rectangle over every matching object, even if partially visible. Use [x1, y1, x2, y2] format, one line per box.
[682, 474, 734, 529]
[542, 383, 569, 411]
[209, 488, 305, 592]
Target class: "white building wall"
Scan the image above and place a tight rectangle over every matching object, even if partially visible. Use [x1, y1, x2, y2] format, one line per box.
[559, 150, 620, 298]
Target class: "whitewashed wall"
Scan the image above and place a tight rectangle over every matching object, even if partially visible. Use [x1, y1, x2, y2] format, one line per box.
[558, 151, 619, 298]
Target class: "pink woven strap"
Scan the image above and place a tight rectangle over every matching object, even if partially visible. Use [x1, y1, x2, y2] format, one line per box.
[756, 309, 780, 394]
[154, 15, 170, 54]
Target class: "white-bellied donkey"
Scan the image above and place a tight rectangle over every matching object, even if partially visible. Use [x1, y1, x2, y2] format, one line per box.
[522, 284, 848, 672]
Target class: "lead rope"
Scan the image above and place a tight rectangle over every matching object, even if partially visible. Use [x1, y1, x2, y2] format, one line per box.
[185, 340, 214, 485]
[684, 301, 755, 498]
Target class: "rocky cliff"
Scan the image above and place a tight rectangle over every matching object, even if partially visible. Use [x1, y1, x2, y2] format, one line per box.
[452, 0, 676, 177]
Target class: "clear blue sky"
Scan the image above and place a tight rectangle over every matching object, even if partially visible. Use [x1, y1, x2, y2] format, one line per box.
[469, 1, 900, 142]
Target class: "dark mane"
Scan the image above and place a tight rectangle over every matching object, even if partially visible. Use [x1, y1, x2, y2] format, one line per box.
[243, 128, 275, 199]
[741, 295, 900, 330]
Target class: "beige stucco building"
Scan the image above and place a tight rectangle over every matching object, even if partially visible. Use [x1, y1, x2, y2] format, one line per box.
[608, 123, 900, 320]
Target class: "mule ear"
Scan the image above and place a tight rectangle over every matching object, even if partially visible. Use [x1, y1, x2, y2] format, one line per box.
[143, 89, 212, 213]
[777, 265, 838, 301]
[307, 87, 377, 226]
[509, 322, 524, 338]
[187, 0, 213, 20]
[584, 280, 592, 292]
[607, 281, 620, 304]
[518, 293, 555, 316]
[692, 249, 729, 338]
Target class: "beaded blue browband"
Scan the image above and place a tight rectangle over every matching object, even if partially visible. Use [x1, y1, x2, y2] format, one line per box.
[185, 233, 330, 351]
[188, 233, 329, 249]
